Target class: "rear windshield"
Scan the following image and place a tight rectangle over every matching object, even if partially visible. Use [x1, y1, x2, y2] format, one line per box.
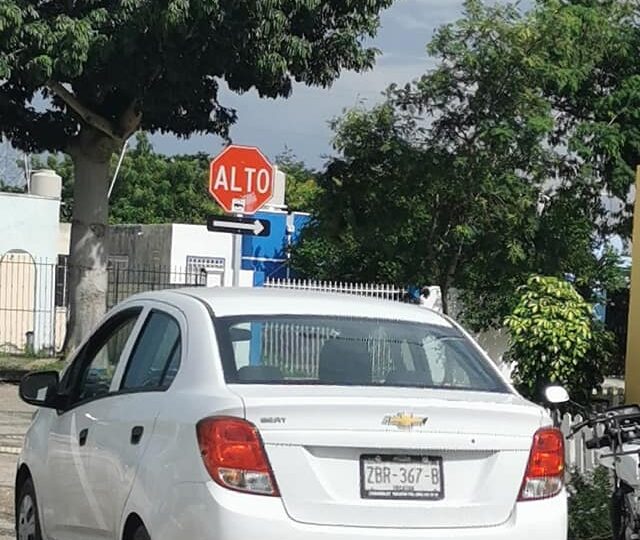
[214, 316, 509, 393]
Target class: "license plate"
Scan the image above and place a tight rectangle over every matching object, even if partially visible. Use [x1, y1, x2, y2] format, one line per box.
[360, 454, 444, 500]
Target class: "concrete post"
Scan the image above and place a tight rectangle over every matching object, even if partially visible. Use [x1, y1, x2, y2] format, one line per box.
[625, 166, 640, 403]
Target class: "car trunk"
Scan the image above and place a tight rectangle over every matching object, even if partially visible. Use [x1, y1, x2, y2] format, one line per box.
[229, 385, 544, 529]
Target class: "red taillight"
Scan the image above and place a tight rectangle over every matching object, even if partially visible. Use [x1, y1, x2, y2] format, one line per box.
[196, 417, 279, 496]
[518, 427, 565, 501]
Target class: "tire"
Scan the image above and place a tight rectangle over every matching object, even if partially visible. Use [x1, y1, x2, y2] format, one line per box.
[611, 488, 635, 540]
[15, 478, 42, 540]
[611, 490, 625, 540]
[132, 525, 150, 540]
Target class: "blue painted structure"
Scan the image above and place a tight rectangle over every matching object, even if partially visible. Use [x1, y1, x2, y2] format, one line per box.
[242, 210, 310, 284]
[241, 209, 311, 365]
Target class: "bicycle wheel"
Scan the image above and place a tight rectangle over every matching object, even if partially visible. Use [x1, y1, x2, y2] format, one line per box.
[611, 488, 635, 540]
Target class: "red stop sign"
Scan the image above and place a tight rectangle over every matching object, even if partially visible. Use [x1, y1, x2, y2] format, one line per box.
[209, 145, 274, 214]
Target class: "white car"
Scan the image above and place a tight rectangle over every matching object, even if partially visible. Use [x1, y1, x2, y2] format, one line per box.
[16, 288, 567, 540]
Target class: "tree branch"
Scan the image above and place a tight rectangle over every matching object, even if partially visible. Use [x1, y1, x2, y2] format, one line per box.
[118, 99, 142, 139]
[48, 81, 121, 141]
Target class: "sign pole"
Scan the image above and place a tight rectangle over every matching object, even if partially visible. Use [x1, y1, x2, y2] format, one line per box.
[626, 166, 640, 403]
[232, 216, 242, 287]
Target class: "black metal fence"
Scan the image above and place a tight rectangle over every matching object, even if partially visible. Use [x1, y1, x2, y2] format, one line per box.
[0, 257, 203, 357]
[107, 264, 204, 308]
[1, 259, 436, 359]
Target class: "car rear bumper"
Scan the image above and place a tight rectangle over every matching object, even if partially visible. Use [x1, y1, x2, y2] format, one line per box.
[154, 482, 567, 540]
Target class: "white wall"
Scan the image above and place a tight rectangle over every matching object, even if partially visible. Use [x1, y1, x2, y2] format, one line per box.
[58, 222, 71, 256]
[0, 192, 61, 351]
[447, 288, 511, 375]
[170, 224, 254, 287]
[0, 192, 60, 261]
[473, 328, 512, 380]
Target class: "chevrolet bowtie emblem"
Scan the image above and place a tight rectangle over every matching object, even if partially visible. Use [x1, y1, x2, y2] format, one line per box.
[382, 413, 428, 430]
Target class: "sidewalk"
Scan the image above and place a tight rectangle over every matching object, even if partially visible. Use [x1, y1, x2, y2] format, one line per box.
[0, 453, 17, 539]
[0, 383, 35, 539]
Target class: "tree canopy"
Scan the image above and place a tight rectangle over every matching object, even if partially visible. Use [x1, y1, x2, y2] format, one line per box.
[0, 0, 393, 349]
[278, 149, 321, 213]
[293, 0, 630, 328]
[0, 0, 394, 153]
[533, 0, 640, 239]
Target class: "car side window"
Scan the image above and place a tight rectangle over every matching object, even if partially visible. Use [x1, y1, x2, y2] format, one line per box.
[121, 310, 182, 391]
[73, 311, 141, 404]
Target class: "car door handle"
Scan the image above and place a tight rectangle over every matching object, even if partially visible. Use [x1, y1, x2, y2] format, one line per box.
[79, 428, 88, 447]
[130, 426, 144, 445]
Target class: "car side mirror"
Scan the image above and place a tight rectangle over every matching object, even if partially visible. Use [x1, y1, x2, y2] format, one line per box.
[544, 385, 570, 405]
[19, 371, 61, 408]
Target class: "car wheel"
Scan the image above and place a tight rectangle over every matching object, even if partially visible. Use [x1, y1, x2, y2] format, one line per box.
[133, 525, 150, 540]
[16, 478, 42, 540]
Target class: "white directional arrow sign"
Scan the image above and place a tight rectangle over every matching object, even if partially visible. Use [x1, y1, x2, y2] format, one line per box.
[212, 219, 265, 235]
[206, 215, 271, 237]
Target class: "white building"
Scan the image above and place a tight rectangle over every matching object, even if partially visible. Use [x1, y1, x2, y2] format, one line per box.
[0, 170, 63, 353]
[107, 223, 254, 292]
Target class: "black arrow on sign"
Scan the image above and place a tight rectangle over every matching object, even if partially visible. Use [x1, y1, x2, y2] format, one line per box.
[206, 215, 271, 237]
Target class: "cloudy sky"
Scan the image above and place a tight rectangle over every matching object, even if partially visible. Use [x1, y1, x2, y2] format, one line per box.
[151, 0, 469, 168]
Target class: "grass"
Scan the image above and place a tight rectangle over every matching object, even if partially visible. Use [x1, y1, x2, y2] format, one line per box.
[0, 355, 65, 373]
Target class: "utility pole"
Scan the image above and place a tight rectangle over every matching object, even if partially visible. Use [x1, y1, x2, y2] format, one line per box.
[625, 166, 640, 404]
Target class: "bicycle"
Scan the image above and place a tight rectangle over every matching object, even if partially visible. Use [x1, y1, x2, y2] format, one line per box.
[565, 401, 640, 540]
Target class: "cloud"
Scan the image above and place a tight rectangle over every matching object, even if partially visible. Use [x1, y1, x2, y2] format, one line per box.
[153, 0, 463, 167]
[389, 0, 465, 30]
[152, 57, 429, 168]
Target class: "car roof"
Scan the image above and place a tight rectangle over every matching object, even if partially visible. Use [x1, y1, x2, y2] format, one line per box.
[132, 287, 453, 327]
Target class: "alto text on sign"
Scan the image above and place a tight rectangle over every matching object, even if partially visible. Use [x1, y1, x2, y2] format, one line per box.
[209, 145, 275, 214]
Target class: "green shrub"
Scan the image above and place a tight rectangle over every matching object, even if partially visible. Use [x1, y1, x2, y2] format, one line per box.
[567, 467, 612, 540]
[504, 275, 605, 404]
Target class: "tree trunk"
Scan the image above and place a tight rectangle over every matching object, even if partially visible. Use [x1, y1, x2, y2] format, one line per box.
[64, 128, 119, 353]
[440, 285, 449, 316]
[439, 244, 464, 317]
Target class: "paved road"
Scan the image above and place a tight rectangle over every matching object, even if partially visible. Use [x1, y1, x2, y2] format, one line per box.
[0, 384, 35, 539]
